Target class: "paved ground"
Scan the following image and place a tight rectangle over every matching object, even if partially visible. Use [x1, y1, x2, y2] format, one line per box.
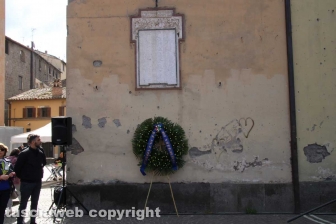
[3, 167, 336, 224]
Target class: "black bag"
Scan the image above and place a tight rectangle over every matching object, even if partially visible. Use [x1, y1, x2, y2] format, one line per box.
[53, 186, 66, 207]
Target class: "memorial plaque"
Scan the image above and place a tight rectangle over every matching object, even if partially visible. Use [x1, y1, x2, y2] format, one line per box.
[138, 30, 177, 86]
[131, 9, 184, 89]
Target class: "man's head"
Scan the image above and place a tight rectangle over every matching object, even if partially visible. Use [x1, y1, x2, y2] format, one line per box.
[27, 134, 33, 143]
[28, 134, 41, 149]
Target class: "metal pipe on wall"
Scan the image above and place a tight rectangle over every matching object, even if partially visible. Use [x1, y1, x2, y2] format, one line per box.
[284, 0, 301, 214]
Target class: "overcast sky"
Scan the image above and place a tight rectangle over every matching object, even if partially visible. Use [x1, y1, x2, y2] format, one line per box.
[5, 0, 68, 61]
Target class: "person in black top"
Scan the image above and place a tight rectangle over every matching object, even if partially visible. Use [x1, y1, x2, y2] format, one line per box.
[14, 134, 46, 224]
[51, 152, 64, 181]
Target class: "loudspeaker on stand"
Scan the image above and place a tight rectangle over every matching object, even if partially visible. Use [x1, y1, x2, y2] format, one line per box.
[51, 116, 72, 145]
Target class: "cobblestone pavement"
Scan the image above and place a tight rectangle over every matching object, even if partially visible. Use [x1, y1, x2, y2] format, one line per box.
[4, 168, 336, 224]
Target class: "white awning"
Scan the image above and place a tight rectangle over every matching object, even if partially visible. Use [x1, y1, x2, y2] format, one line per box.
[10, 122, 52, 144]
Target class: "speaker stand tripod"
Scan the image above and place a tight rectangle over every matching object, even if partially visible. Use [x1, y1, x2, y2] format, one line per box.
[48, 146, 89, 222]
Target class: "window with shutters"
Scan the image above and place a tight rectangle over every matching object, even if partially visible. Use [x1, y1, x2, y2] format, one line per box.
[23, 107, 36, 118]
[59, 106, 66, 116]
[27, 108, 33, 117]
[38, 107, 51, 117]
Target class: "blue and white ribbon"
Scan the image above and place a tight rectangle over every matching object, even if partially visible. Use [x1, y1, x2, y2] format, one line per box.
[159, 127, 178, 171]
[140, 123, 178, 176]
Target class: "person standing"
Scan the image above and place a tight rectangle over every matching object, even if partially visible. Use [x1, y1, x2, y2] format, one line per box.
[14, 135, 46, 224]
[0, 143, 15, 224]
[6, 148, 21, 214]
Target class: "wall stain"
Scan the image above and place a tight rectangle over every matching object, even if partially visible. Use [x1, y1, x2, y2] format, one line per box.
[188, 118, 258, 172]
[319, 121, 324, 128]
[211, 119, 245, 158]
[189, 147, 211, 158]
[303, 143, 330, 163]
[98, 117, 107, 128]
[72, 124, 77, 132]
[82, 115, 92, 129]
[189, 118, 256, 160]
[233, 157, 268, 172]
[113, 119, 121, 127]
[316, 167, 336, 181]
[68, 137, 84, 155]
[311, 124, 317, 131]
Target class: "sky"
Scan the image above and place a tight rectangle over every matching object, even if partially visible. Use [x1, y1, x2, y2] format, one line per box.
[5, 0, 68, 61]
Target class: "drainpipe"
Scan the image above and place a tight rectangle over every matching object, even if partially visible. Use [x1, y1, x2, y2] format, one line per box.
[285, 0, 300, 213]
[7, 101, 11, 126]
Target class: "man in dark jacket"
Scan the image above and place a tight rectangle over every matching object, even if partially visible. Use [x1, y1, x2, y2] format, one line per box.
[14, 134, 46, 224]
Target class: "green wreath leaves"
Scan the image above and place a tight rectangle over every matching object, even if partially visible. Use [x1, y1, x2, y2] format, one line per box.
[132, 117, 189, 176]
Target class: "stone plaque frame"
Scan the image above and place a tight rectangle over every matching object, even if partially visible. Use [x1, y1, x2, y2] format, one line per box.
[130, 8, 185, 90]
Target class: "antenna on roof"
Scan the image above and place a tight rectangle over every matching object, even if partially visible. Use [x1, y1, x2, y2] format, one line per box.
[31, 28, 36, 42]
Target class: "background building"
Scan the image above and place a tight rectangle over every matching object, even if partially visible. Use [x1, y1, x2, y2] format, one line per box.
[35, 50, 67, 80]
[4, 36, 62, 125]
[7, 84, 66, 157]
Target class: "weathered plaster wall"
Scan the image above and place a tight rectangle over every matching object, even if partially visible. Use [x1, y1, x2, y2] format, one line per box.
[0, 0, 5, 126]
[291, 0, 336, 182]
[67, 0, 291, 184]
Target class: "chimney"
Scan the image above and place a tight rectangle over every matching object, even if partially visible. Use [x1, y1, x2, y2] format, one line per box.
[52, 86, 63, 97]
[45, 50, 47, 54]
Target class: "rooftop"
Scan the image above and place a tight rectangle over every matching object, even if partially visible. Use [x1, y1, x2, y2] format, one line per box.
[7, 87, 66, 101]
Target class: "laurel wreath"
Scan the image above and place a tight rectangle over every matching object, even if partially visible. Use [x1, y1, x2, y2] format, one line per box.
[132, 117, 189, 176]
